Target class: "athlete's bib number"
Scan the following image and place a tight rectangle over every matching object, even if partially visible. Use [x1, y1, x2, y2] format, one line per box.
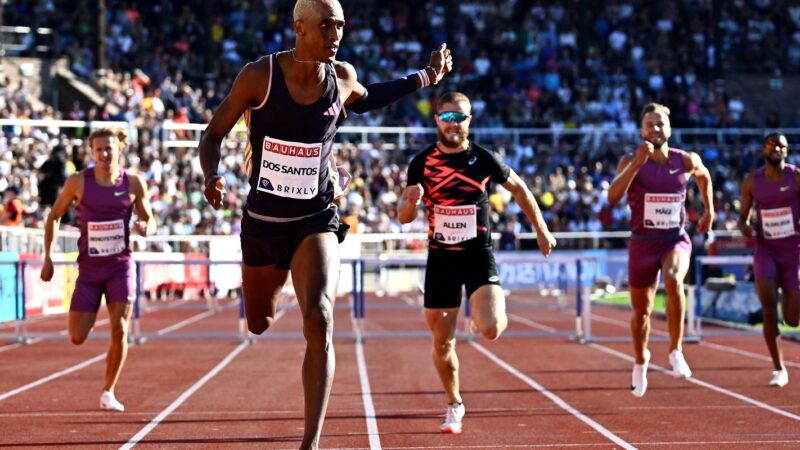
[257, 136, 321, 200]
[643, 193, 681, 229]
[761, 207, 795, 239]
[434, 205, 477, 244]
[87, 219, 126, 256]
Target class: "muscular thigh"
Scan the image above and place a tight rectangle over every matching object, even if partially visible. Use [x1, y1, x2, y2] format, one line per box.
[425, 307, 459, 343]
[242, 263, 290, 316]
[290, 231, 340, 314]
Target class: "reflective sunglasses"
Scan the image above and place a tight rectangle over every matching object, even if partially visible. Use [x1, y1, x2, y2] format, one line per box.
[438, 111, 469, 123]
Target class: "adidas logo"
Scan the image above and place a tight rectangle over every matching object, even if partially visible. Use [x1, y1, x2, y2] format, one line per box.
[323, 103, 340, 116]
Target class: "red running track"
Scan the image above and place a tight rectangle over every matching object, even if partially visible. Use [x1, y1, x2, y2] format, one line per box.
[1, 291, 799, 449]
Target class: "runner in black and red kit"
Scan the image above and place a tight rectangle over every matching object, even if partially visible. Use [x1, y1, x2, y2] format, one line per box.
[198, 1, 452, 448]
[398, 91, 556, 434]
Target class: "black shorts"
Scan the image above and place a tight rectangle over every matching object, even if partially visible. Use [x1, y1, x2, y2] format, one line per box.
[424, 247, 501, 309]
[241, 207, 344, 269]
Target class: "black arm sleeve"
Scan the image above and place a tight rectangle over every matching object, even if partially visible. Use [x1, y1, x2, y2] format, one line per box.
[346, 76, 417, 114]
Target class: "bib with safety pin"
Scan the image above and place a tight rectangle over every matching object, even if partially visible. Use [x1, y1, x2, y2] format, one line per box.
[643, 193, 681, 229]
[433, 205, 477, 244]
[761, 207, 795, 239]
[87, 219, 126, 256]
[257, 136, 322, 200]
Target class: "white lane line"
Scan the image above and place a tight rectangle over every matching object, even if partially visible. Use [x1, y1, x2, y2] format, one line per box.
[0, 303, 236, 401]
[351, 313, 381, 450]
[469, 341, 637, 450]
[590, 344, 800, 421]
[156, 310, 216, 335]
[591, 312, 800, 369]
[508, 313, 557, 332]
[698, 340, 800, 369]
[0, 353, 106, 401]
[380, 442, 800, 449]
[119, 342, 248, 450]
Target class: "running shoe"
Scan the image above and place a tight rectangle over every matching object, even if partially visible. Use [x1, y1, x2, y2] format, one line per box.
[100, 391, 125, 412]
[631, 349, 650, 397]
[769, 369, 789, 387]
[668, 349, 692, 378]
[440, 402, 465, 434]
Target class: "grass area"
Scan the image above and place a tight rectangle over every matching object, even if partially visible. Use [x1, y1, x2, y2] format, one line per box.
[594, 292, 799, 332]
[593, 292, 667, 313]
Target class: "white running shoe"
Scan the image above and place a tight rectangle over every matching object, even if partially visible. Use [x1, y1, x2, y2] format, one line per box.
[440, 402, 465, 434]
[669, 350, 693, 378]
[100, 391, 125, 412]
[769, 369, 789, 387]
[631, 349, 650, 397]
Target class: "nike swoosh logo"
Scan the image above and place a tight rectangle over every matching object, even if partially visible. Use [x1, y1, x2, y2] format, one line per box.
[669, 168, 681, 175]
[114, 191, 126, 197]
[781, 186, 790, 192]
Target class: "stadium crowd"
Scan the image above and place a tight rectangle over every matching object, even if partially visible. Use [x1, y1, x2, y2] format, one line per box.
[3, 0, 800, 247]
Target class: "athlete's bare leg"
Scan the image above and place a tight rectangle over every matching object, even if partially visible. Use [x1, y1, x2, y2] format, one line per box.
[757, 278, 785, 370]
[291, 232, 340, 450]
[469, 284, 507, 340]
[425, 307, 461, 404]
[241, 264, 290, 334]
[630, 284, 657, 364]
[69, 310, 97, 345]
[661, 250, 691, 351]
[103, 302, 132, 392]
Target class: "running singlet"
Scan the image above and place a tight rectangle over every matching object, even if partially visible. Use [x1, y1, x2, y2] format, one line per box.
[753, 164, 800, 246]
[244, 52, 344, 220]
[628, 148, 689, 238]
[407, 143, 510, 250]
[75, 168, 133, 265]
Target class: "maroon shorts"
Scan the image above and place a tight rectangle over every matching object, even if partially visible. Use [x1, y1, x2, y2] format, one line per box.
[754, 243, 800, 292]
[627, 233, 692, 289]
[70, 262, 135, 313]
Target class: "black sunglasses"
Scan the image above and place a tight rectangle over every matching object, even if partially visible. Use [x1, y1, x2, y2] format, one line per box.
[438, 111, 469, 123]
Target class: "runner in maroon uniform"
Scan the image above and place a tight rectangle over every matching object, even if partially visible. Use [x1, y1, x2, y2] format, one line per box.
[609, 103, 715, 397]
[41, 127, 156, 411]
[739, 133, 800, 387]
[198, 1, 452, 448]
[398, 91, 556, 433]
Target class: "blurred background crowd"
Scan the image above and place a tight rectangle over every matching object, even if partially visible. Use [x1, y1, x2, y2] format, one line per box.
[2, 0, 800, 249]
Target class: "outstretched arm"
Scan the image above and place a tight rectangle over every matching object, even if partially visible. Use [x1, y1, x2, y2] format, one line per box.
[341, 43, 453, 114]
[501, 170, 556, 257]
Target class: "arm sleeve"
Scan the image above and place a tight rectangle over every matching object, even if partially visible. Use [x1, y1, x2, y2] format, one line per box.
[347, 76, 417, 114]
[406, 154, 425, 186]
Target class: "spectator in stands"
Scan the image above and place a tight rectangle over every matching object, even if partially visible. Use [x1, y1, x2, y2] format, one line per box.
[37, 145, 67, 209]
[0, 186, 24, 226]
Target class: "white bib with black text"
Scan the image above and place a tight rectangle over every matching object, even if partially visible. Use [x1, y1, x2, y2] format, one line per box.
[761, 207, 795, 239]
[256, 136, 321, 199]
[433, 205, 477, 244]
[643, 193, 681, 229]
[87, 219, 126, 256]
